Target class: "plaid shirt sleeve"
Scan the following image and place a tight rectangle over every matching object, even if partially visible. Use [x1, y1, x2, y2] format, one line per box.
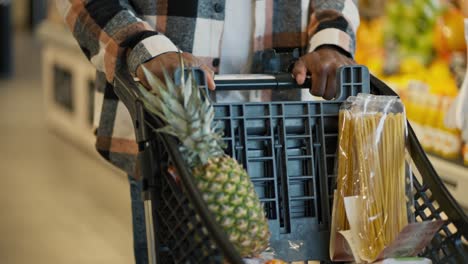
[308, 0, 360, 57]
[54, 0, 179, 82]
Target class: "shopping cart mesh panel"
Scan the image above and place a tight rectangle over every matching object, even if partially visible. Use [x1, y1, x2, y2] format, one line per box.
[413, 175, 468, 263]
[151, 137, 223, 263]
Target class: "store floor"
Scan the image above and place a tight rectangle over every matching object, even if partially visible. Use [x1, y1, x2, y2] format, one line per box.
[0, 33, 133, 263]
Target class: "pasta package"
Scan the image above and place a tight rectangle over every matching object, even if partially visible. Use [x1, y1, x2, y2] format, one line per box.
[330, 94, 415, 263]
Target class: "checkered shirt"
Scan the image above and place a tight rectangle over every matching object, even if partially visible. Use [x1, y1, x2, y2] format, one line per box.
[55, 0, 360, 177]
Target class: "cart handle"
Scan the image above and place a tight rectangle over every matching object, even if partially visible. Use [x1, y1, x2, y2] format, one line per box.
[175, 65, 370, 101]
[175, 68, 311, 90]
[214, 73, 311, 91]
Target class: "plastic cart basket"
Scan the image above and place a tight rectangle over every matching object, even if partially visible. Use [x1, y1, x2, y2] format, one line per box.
[113, 65, 468, 264]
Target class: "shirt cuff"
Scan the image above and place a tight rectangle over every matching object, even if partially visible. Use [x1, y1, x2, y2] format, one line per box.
[307, 28, 353, 57]
[127, 34, 180, 76]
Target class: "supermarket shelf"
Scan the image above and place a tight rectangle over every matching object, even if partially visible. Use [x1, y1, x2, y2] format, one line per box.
[38, 21, 102, 166]
[428, 154, 468, 210]
[37, 21, 81, 51]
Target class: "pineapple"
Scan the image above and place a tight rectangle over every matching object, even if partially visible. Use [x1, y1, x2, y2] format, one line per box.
[137, 65, 270, 257]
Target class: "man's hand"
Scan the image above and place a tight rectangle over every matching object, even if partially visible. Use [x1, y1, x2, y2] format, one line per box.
[292, 47, 355, 100]
[135, 52, 216, 91]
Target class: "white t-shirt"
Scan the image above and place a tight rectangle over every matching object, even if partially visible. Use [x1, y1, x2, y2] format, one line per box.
[217, 1, 316, 102]
[219, 0, 254, 75]
[216, 0, 255, 102]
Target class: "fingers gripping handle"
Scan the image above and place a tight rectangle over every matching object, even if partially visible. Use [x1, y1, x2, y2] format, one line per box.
[174, 65, 370, 100]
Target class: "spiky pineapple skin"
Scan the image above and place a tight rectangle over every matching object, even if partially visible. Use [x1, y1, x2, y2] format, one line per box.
[192, 155, 270, 257]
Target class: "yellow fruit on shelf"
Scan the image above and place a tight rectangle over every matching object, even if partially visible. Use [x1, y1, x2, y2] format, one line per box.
[366, 59, 383, 76]
[400, 58, 425, 75]
[434, 5, 466, 60]
[370, 17, 385, 44]
[355, 17, 385, 66]
[426, 61, 458, 96]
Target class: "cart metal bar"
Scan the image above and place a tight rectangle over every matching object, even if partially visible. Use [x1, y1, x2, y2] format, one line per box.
[213, 73, 311, 91]
[144, 200, 157, 264]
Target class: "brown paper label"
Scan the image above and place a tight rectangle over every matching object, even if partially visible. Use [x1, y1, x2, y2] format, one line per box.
[330, 192, 355, 262]
[330, 195, 445, 263]
[377, 221, 445, 260]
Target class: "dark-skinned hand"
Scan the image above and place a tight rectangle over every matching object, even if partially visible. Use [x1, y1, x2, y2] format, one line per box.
[292, 46, 355, 100]
[135, 51, 216, 91]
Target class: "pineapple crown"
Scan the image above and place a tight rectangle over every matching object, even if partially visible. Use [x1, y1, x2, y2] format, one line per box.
[136, 61, 225, 168]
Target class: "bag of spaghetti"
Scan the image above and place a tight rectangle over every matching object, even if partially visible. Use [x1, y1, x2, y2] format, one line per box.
[330, 94, 444, 263]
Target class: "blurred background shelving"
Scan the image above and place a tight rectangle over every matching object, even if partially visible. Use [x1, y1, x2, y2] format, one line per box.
[1, 2, 132, 264]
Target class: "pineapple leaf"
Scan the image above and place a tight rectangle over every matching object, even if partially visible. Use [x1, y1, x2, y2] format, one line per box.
[136, 84, 165, 116]
[156, 126, 178, 137]
[142, 66, 163, 94]
[161, 67, 182, 99]
[178, 51, 185, 87]
[156, 85, 186, 120]
[139, 58, 226, 167]
[183, 74, 193, 108]
[161, 106, 187, 132]
[187, 86, 199, 117]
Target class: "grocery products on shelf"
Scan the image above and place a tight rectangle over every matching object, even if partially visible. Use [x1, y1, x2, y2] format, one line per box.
[404, 86, 461, 159]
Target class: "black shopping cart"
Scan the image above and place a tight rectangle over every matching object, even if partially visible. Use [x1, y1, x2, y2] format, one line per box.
[113, 65, 468, 264]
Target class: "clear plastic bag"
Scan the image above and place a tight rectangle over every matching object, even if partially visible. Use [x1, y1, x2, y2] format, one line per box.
[332, 96, 359, 232]
[331, 94, 414, 263]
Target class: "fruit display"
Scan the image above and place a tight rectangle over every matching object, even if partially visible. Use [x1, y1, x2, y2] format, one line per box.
[384, 0, 441, 66]
[355, 0, 466, 163]
[137, 66, 270, 257]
